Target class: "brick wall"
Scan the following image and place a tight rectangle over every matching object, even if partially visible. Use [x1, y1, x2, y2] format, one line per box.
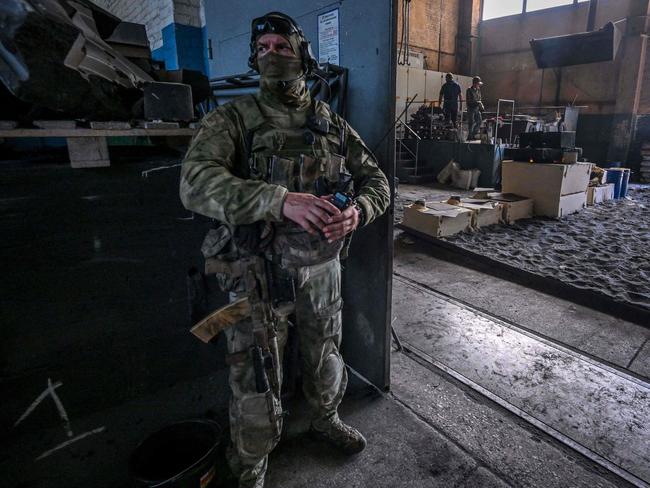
[396, 0, 461, 73]
[173, 0, 203, 28]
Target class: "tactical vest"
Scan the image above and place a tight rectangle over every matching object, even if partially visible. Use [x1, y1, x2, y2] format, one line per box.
[226, 95, 351, 268]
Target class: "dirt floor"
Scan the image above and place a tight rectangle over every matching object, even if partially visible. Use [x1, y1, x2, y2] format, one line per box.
[396, 184, 650, 314]
[444, 186, 650, 312]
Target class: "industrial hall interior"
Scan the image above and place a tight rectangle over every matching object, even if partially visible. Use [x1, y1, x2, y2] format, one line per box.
[2, 0, 650, 487]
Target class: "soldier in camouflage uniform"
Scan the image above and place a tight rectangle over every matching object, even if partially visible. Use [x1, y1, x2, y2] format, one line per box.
[179, 12, 390, 488]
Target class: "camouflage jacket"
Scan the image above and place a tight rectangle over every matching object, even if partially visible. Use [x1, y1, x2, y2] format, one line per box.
[179, 93, 390, 232]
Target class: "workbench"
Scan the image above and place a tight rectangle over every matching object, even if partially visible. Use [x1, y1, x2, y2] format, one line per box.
[0, 126, 196, 168]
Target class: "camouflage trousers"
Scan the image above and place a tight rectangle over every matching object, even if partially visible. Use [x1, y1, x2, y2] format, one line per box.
[225, 257, 347, 486]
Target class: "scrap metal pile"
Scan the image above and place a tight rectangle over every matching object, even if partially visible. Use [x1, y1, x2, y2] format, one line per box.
[0, 0, 210, 123]
[405, 104, 458, 141]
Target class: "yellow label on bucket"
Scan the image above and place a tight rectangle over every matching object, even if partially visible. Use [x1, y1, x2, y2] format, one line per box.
[200, 466, 215, 488]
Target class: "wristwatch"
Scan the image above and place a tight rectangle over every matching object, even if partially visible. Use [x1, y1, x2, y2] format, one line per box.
[352, 200, 366, 227]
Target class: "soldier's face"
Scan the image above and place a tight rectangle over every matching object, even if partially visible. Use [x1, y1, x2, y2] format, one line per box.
[256, 33, 296, 58]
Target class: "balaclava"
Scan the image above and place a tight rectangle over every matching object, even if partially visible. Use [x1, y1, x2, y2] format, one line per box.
[256, 33, 310, 109]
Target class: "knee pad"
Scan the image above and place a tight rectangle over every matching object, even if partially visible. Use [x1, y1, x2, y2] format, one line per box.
[231, 393, 282, 461]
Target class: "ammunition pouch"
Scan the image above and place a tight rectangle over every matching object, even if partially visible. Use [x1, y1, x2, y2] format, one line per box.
[201, 224, 244, 292]
[202, 219, 276, 292]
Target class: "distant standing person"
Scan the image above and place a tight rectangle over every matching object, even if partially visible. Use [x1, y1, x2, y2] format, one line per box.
[466, 76, 485, 140]
[438, 73, 462, 128]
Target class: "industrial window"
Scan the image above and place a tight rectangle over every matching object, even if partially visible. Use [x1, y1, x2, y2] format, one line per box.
[483, 0, 590, 20]
[482, 0, 524, 20]
[526, 0, 574, 12]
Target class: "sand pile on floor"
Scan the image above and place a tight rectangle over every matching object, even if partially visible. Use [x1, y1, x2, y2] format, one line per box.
[443, 186, 650, 312]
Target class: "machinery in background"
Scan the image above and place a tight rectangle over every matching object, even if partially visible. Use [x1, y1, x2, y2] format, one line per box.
[404, 104, 459, 142]
[504, 106, 583, 164]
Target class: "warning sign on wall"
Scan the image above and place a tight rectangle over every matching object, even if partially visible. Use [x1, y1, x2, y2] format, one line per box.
[318, 9, 340, 65]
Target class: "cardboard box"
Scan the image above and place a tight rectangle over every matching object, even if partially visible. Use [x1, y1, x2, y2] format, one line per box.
[402, 202, 473, 238]
[459, 199, 503, 229]
[548, 191, 587, 217]
[587, 184, 615, 205]
[502, 161, 592, 217]
[487, 193, 534, 224]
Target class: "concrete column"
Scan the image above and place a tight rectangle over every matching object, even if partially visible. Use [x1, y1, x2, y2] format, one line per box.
[456, 0, 482, 76]
[606, 0, 650, 162]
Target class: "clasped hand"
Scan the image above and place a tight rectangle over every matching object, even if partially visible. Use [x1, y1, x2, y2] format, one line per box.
[281, 192, 360, 242]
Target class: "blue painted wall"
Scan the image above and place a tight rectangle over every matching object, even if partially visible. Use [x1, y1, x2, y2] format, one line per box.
[152, 22, 210, 75]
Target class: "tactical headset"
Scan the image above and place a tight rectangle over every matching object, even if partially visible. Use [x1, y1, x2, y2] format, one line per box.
[248, 12, 319, 75]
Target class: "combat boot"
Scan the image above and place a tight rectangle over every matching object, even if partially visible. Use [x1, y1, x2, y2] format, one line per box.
[226, 445, 267, 488]
[309, 413, 367, 455]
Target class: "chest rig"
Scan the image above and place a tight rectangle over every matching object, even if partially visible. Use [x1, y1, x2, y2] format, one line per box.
[230, 95, 351, 268]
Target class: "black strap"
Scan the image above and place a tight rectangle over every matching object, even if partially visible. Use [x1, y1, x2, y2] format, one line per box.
[244, 129, 256, 177]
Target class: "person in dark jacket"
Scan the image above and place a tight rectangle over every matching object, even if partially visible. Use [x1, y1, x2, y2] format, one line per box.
[438, 73, 462, 128]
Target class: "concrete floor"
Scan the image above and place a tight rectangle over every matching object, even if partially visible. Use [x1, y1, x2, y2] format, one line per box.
[263, 350, 633, 487]
[264, 223, 648, 487]
[4, 164, 647, 487]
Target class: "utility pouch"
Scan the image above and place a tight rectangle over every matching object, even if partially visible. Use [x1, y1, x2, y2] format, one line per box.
[298, 154, 319, 192]
[200, 225, 231, 259]
[268, 155, 295, 188]
[325, 153, 346, 182]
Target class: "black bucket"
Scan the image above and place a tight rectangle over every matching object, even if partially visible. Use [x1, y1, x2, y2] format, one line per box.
[129, 419, 222, 488]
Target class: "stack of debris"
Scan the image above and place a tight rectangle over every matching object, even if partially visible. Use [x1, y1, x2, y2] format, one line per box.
[641, 143, 650, 182]
[0, 0, 210, 123]
[406, 105, 457, 141]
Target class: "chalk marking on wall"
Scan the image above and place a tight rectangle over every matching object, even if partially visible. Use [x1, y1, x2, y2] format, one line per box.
[15, 378, 107, 461]
[14, 380, 63, 428]
[35, 427, 106, 461]
[141, 163, 182, 178]
[47, 378, 73, 438]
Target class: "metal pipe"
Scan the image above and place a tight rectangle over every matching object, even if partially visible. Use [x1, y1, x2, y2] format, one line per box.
[437, 0, 443, 71]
